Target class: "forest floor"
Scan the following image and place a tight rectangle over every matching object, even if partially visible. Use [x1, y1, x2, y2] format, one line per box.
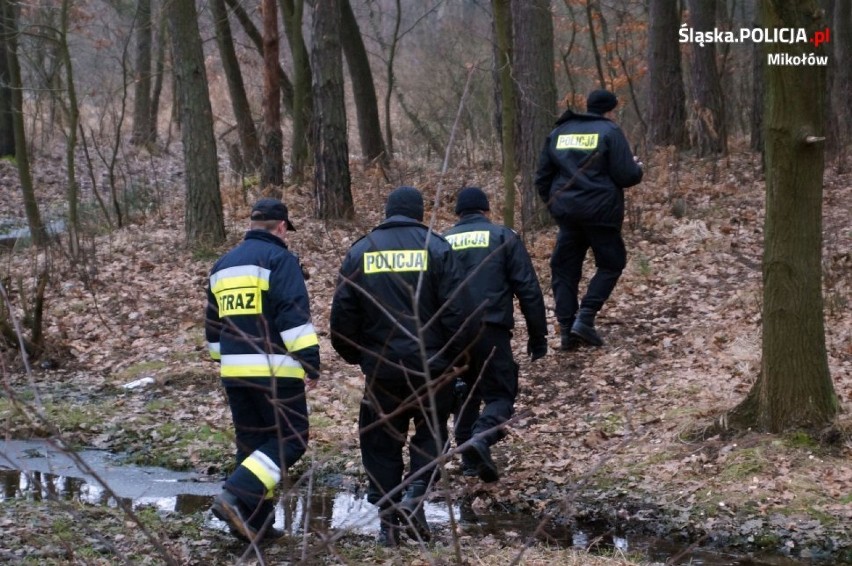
[0, 143, 851, 566]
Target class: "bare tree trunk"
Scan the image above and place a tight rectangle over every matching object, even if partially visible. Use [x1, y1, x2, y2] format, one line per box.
[729, 0, 836, 432]
[585, 0, 606, 89]
[260, 0, 283, 188]
[131, 0, 153, 145]
[59, 0, 80, 257]
[148, 7, 166, 144]
[224, 0, 294, 116]
[340, 0, 387, 166]
[686, 0, 727, 156]
[311, 0, 353, 219]
[830, 0, 851, 164]
[211, 0, 261, 172]
[512, 0, 555, 232]
[0, 0, 13, 158]
[493, 0, 516, 229]
[280, 0, 313, 180]
[383, 0, 401, 158]
[1, 0, 46, 246]
[648, 0, 686, 147]
[749, 18, 764, 153]
[166, 0, 225, 246]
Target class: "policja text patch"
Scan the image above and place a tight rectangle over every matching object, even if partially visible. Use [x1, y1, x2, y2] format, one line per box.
[363, 250, 428, 274]
[446, 231, 490, 250]
[556, 133, 599, 150]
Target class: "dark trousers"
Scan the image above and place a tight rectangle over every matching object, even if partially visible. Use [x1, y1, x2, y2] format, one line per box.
[550, 220, 626, 327]
[359, 377, 452, 509]
[223, 379, 308, 512]
[454, 324, 519, 448]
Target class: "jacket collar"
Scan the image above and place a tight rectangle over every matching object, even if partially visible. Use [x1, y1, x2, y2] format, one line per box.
[244, 229, 288, 249]
[373, 215, 427, 231]
[555, 108, 612, 126]
[454, 213, 491, 226]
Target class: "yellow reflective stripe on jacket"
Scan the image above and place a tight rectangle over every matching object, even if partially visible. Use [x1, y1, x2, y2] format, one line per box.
[446, 230, 490, 250]
[208, 342, 221, 360]
[242, 450, 280, 491]
[210, 265, 271, 294]
[280, 323, 319, 352]
[363, 250, 428, 274]
[220, 354, 306, 379]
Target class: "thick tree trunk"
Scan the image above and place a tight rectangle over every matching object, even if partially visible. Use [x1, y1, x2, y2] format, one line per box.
[647, 0, 686, 147]
[493, 0, 516, 229]
[686, 0, 727, 156]
[340, 0, 387, 166]
[149, 9, 166, 144]
[280, 0, 313, 180]
[729, 0, 836, 433]
[511, 0, 555, 232]
[260, 0, 283, 188]
[311, 0, 353, 220]
[130, 0, 153, 146]
[211, 0, 261, 173]
[166, 0, 225, 246]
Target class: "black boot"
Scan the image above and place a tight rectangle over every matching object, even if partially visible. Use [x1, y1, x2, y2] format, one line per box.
[570, 308, 603, 347]
[377, 507, 400, 547]
[466, 440, 500, 483]
[559, 321, 581, 351]
[399, 481, 431, 542]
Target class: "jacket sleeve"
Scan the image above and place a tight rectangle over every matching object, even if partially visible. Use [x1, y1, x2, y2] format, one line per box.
[534, 134, 557, 203]
[269, 254, 321, 379]
[204, 279, 221, 362]
[329, 252, 364, 365]
[606, 127, 643, 189]
[505, 234, 548, 339]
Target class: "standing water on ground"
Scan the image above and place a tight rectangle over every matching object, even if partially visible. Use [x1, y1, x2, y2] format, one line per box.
[0, 439, 818, 565]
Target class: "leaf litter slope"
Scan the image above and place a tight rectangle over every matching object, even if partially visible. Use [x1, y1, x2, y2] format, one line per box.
[0, 146, 850, 564]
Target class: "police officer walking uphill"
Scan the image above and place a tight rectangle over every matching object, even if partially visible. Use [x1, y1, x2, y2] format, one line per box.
[205, 198, 320, 543]
[444, 187, 548, 482]
[534, 89, 643, 349]
[330, 186, 474, 546]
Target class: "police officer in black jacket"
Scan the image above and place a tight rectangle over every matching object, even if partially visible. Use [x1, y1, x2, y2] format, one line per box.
[444, 187, 547, 483]
[329, 186, 473, 546]
[535, 89, 643, 348]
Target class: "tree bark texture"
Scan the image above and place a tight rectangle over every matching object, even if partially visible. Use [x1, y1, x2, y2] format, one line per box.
[131, 0, 153, 145]
[493, 0, 516, 229]
[686, 0, 727, 156]
[311, 0, 353, 220]
[0, 0, 14, 157]
[512, 0, 555, 232]
[261, 0, 283, 188]
[166, 0, 225, 246]
[1, 0, 46, 246]
[280, 0, 313, 179]
[211, 0, 261, 172]
[340, 0, 387, 166]
[647, 0, 686, 147]
[831, 0, 852, 155]
[730, 0, 836, 432]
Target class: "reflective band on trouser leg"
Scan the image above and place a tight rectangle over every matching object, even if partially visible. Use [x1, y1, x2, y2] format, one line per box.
[220, 353, 306, 379]
[242, 450, 281, 493]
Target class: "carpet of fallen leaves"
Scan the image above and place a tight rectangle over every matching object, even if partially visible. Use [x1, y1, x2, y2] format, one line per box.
[1, 141, 850, 565]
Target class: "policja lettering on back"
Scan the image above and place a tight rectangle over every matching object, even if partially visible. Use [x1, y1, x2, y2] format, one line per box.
[363, 250, 428, 273]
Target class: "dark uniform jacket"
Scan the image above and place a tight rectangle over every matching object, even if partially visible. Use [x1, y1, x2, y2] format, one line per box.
[205, 230, 320, 384]
[330, 216, 473, 382]
[443, 214, 547, 339]
[534, 110, 643, 227]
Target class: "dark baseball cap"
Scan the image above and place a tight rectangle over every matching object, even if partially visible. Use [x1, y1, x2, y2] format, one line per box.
[251, 198, 296, 230]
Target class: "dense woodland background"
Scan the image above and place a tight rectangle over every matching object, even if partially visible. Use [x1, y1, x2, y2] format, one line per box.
[0, 1, 850, 564]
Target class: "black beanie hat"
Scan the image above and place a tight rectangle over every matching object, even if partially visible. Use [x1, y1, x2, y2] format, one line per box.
[586, 89, 618, 115]
[385, 186, 424, 221]
[455, 187, 490, 215]
[251, 197, 296, 230]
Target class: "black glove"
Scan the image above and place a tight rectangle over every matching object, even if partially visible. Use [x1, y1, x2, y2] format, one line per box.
[527, 335, 547, 361]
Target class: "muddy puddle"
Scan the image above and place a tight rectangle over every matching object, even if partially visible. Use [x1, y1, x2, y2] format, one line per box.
[0, 439, 817, 564]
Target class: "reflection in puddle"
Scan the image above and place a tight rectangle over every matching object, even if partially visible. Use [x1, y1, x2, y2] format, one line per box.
[0, 439, 815, 564]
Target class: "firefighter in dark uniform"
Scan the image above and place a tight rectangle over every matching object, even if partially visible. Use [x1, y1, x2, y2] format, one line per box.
[329, 186, 473, 546]
[205, 198, 320, 543]
[535, 89, 643, 349]
[444, 187, 547, 482]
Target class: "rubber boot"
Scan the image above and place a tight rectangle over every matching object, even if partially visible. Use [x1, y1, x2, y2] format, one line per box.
[377, 507, 400, 547]
[570, 308, 603, 347]
[466, 440, 499, 483]
[399, 481, 431, 542]
[559, 319, 581, 351]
